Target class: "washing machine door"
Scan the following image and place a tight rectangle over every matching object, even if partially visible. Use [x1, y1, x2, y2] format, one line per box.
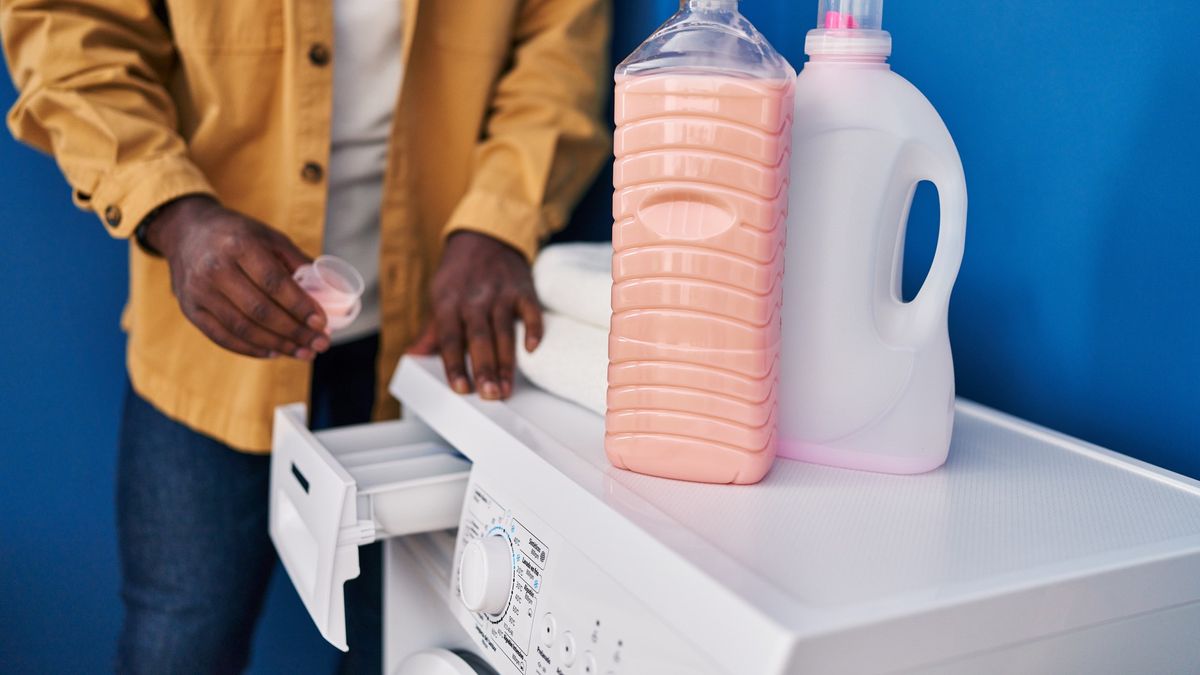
[394, 648, 497, 675]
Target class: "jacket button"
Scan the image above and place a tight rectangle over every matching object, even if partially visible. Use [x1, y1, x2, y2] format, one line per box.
[301, 162, 325, 183]
[104, 205, 122, 228]
[308, 43, 331, 67]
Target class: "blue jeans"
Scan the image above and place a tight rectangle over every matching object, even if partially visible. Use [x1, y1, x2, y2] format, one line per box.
[116, 335, 382, 674]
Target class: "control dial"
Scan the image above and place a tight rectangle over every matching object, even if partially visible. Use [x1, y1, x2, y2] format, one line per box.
[458, 534, 514, 616]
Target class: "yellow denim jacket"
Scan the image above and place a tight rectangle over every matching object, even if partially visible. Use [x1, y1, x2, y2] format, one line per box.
[2, 0, 611, 451]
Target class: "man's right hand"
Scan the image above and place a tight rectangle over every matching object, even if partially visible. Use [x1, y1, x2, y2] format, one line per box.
[144, 195, 331, 360]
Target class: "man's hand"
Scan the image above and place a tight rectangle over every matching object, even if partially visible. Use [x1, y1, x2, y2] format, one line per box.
[145, 195, 331, 360]
[410, 231, 543, 400]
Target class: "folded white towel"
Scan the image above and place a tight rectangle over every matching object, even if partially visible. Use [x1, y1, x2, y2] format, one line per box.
[517, 311, 609, 416]
[533, 242, 613, 330]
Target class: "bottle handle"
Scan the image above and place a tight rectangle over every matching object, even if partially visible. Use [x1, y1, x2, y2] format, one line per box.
[877, 143, 967, 347]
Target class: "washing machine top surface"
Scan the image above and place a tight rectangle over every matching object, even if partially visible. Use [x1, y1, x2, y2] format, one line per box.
[391, 356, 1200, 669]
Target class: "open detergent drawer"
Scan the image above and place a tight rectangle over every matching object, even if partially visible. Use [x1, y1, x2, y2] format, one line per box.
[269, 403, 471, 650]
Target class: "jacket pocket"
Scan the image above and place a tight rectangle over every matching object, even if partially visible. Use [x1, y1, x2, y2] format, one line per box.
[167, 0, 285, 51]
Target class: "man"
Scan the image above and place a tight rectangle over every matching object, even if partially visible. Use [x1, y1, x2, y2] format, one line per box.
[2, 0, 610, 672]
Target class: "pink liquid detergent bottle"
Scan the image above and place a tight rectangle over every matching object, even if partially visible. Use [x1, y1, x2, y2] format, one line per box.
[607, 0, 795, 484]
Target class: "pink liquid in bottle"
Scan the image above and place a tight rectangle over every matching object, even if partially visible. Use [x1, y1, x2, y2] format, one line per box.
[607, 72, 794, 484]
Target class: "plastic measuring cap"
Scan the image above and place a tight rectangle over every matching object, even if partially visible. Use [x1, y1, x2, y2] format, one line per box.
[806, 0, 892, 59]
[293, 255, 365, 332]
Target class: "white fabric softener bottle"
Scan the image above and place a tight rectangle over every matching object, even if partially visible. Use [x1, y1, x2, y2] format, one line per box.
[779, 0, 967, 474]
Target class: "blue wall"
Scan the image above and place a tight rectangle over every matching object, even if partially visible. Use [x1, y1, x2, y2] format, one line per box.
[2, 0, 1197, 670]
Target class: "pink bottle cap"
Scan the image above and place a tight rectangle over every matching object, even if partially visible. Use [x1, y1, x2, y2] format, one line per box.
[818, 0, 882, 30]
[825, 10, 858, 28]
[809, 0, 890, 58]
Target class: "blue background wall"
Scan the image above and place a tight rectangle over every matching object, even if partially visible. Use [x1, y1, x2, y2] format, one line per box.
[2, 0, 1197, 671]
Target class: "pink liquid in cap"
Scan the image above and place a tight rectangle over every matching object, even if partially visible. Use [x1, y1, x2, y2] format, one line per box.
[293, 255, 364, 332]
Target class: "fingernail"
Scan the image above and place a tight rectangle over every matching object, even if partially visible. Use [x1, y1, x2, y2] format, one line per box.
[312, 336, 331, 352]
[500, 380, 513, 398]
[306, 314, 325, 329]
[452, 377, 471, 394]
[480, 381, 501, 400]
[526, 336, 540, 352]
[295, 348, 314, 361]
[267, 351, 279, 359]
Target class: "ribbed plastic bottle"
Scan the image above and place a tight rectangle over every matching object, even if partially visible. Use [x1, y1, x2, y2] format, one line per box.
[779, 0, 968, 474]
[607, 0, 795, 485]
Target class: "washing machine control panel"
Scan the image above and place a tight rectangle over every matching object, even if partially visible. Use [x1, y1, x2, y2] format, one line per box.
[451, 474, 718, 675]
[455, 484, 550, 673]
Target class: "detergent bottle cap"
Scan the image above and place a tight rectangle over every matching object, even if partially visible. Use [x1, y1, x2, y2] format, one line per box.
[805, 0, 892, 59]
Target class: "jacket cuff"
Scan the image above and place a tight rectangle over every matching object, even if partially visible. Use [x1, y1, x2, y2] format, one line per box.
[84, 155, 217, 239]
[443, 190, 566, 264]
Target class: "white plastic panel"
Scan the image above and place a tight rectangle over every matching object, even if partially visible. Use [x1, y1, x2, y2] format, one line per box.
[269, 403, 471, 651]
[598, 408, 1200, 609]
[909, 600, 1200, 675]
[384, 535, 478, 675]
[390, 355, 1200, 675]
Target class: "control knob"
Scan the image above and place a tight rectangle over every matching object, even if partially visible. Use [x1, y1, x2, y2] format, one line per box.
[458, 534, 514, 615]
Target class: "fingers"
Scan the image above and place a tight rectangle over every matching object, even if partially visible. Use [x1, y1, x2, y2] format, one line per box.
[217, 264, 329, 356]
[199, 292, 316, 360]
[236, 245, 327, 335]
[492, 302, 516, 399]
[516, 292, 544, 353]
[428, 231, 541, 400]
[188, 307, 273, 359]
[407, 322, 439, 355]
[464, 294, 501, 400]
[434, 300, 470, 395]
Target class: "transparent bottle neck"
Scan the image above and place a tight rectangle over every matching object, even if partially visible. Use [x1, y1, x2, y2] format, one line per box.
[682, 0, 739, 10]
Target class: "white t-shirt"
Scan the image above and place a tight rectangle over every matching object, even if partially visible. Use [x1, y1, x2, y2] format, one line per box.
[323, 0, 404, 342]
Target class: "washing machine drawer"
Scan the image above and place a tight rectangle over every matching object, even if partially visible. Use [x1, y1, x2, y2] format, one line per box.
[269, 403, 471, 651]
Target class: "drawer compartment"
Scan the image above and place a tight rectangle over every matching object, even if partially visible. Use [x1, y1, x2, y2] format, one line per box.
[269, 403, 471, 651]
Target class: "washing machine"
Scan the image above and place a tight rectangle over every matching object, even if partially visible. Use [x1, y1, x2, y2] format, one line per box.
[392, 648, 496, 675]
[270, 356, 1200, 674]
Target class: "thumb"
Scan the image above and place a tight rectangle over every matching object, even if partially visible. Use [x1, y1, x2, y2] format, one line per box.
[407, 322, 439, 355]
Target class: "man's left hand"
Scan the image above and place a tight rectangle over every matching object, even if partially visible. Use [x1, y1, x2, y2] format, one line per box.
[410, 231, 543, 400]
